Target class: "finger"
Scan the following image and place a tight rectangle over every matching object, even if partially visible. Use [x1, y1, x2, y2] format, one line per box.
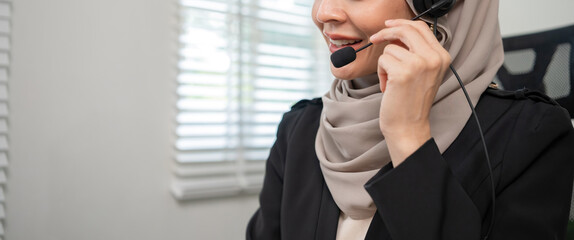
[377, 20, 451, 74]
[382, 43, 414, 63]
[377, 53, 397, 93]
[370, 23, 430, 53]
[391, 20, 452, 69]
[379, 72, 388, 93]
[370, 19, 443, 55]
[384, 43, 436, 80]
[384, 19, 443, 50]
[378, 52, 407, 88]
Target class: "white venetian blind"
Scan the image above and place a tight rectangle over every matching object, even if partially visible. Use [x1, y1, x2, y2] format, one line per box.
[0, 0, 9, 236]
[171, 0, 332, 200]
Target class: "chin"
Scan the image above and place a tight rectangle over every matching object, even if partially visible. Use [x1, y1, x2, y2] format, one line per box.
[330, 62, 373, 80]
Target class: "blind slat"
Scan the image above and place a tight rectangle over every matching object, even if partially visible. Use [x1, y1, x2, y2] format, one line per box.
[0, 153, 7, 168]
[176, 149, 270, 163]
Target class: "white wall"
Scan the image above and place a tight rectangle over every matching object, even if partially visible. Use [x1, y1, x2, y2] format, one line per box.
[8, 0, 259, 240]
[6, 0, 574, 240]
[499, 0, 574, 37]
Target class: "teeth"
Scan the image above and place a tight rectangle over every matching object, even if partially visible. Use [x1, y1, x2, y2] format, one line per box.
[330, 39, 361, 47]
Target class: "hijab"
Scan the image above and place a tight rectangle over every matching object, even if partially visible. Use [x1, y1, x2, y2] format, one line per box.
[315, 0, 505, 220]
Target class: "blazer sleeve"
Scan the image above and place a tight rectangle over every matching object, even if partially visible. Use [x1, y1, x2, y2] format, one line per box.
[246, 140, 284, 240]
[246, 111, 291, 240]
[365, 139, 483, 240]
[365, 104, 574, 240]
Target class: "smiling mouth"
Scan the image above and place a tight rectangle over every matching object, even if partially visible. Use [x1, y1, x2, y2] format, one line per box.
[329, 39, 363, 47]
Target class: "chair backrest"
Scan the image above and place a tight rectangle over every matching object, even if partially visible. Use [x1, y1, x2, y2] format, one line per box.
[496, 24, 574, 118]
[495, 24, 574, 223]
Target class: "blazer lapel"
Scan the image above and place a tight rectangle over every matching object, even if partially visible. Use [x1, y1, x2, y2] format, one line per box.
[315, 183, 340, 240]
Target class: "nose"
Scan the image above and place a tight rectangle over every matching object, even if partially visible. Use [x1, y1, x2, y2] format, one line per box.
[314, 0, 346, 24]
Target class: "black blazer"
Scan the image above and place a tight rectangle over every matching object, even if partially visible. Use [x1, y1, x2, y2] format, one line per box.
[247, 88, 574, 240]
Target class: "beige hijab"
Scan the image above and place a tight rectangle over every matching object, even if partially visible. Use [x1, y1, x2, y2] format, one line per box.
[315, 0, 505, 220]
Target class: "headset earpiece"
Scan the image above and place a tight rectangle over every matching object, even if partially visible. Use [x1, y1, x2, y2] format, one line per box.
[413, 0, 456, 18]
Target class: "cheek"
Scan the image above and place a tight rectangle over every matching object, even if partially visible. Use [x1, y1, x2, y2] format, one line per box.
[355, 1, 415, 36]
[364, 44, 386, 68]
[355, 9, 388, 35]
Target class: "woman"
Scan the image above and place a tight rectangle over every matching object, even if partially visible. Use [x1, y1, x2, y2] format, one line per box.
[247, 0, 574, 239]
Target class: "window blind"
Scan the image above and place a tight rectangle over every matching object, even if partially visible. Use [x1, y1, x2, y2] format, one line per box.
[171, 0, 332, 200]
[0, 0, 10, 236]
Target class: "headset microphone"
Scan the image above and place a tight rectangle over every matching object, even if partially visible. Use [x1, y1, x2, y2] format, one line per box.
[330, 0, 455, 68]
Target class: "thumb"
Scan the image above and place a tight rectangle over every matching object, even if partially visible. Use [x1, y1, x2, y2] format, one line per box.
[378, 71, 388, 93]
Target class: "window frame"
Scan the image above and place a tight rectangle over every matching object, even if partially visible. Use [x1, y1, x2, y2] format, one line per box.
[0, 0, 11, 236]
[171, 0, 332, 201]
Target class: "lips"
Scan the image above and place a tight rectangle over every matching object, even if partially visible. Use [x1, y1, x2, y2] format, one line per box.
[329, 38, 362, 47]
[324, 32, 364, 53]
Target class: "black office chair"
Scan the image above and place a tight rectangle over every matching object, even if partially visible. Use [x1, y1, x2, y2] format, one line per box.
[494, 24, 574, 239]
[495, 24, 574, 117]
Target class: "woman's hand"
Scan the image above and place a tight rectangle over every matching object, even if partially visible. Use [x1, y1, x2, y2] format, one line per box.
[369, 19, 451, 166]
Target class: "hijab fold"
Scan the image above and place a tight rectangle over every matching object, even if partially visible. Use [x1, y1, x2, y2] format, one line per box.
[315, 0, 505, 220]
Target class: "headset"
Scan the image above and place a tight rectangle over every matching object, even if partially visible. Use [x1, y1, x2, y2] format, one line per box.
[330, 1, 496, 239]
[413, 0, 456, 18]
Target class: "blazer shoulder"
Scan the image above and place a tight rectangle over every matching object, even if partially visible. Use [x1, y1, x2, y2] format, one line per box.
[290, 97, 323, 111]
[281, 97, 323, 126]
[483, 87, 571, 118]
[275, 97, 323, 138]
[484, 87, 562, 107]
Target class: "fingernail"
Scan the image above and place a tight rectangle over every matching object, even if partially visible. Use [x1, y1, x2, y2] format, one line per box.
[385, 19, 394, 25]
